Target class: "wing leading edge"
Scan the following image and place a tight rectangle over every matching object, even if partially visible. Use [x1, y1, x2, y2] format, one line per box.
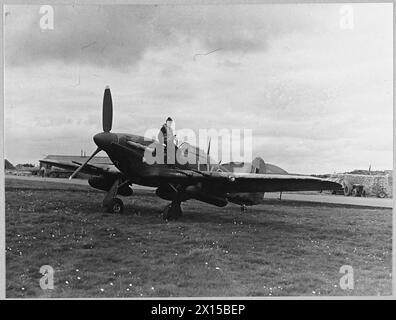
[216, 172, 342, 193]
[39, 159, 119, 176]
[146, 170, 342, 193]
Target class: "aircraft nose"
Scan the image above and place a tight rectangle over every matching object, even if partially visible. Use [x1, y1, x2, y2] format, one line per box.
[93, 132, 118, 149]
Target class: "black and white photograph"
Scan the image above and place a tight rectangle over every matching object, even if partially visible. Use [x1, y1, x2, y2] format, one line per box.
[2, 2, 393, 299]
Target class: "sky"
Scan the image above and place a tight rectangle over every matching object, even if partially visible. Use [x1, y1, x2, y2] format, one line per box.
[4, 4, 393, 174]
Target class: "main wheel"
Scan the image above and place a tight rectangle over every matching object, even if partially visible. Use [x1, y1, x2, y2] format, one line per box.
[162, 202, 182, 221]
[162, 204, 172, 220]
[343, 182, 352, 196]
[106, 198, 124, 214]
[378, 191, 386, 198]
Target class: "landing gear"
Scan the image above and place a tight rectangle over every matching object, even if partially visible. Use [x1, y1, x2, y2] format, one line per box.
[162, 200, 183, 221]
[240, 204, 247, 212]
[102, 178, 129, 214]
[106, 197, 124, 214]
[378, 191, 387, 198]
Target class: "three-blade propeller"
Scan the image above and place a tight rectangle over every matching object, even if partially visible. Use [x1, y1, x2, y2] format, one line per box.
[69, 86, 113, 180]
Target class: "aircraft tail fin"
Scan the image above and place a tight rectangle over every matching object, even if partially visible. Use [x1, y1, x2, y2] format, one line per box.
[227, 157, 267, 206]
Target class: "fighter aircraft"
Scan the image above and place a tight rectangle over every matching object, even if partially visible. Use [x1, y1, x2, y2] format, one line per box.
[41, 87, 341, 220]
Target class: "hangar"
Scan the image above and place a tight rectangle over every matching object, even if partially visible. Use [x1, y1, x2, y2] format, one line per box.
[39, 154, 113, 178]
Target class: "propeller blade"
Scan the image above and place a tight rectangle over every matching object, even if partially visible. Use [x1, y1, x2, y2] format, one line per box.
[206, 138, 211, 172]
[102, 86, 113, 132]
[211, 160, 221, 172]
[69, 147, 101, 180]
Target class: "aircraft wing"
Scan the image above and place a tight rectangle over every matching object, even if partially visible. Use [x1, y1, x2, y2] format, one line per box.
[39, 159, 119, 176]
[108, 141, 341, 192]
[215, 172, 342, 193]
[151, 170, 342, 193]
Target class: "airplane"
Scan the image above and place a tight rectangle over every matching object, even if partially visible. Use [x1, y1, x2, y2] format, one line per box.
[41, 86, 342, 220]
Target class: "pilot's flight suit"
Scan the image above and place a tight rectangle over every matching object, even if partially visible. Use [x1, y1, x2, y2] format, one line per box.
[158, 123, 174, 164]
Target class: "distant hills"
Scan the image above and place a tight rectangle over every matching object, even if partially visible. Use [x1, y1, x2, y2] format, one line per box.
[313, 169, 392, 179]
[346, 169, 392, 176]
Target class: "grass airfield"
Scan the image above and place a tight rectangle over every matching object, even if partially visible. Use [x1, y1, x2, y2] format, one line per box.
[5, 177, 392, 297]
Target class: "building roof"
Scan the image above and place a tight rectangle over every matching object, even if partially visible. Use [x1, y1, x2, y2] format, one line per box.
[42, 155, 113, 165]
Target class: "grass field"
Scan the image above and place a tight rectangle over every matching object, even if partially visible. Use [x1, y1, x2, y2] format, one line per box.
[5, 178, 392, 297]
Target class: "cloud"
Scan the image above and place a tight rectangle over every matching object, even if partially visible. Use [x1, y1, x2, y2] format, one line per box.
[5, 4, 328, 69]
[4, 4, 393, 174]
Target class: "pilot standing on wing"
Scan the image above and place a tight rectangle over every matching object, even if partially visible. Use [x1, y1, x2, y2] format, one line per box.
[158, 117, 176, 164]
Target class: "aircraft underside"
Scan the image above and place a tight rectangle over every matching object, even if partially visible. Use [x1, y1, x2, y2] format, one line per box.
[88, 173, 257, 220]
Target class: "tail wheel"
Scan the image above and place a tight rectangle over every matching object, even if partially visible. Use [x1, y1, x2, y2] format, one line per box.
[107, 198, 124, 214]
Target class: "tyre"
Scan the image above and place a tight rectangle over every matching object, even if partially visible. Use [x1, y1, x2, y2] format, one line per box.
[171, 202, 183, 219]
[106, 198, 124, 214]
[378, 191, 386, 198]
[162, 202, 182, 221]
[162, 204, 172, 220]
[343, 182, 352, 196]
